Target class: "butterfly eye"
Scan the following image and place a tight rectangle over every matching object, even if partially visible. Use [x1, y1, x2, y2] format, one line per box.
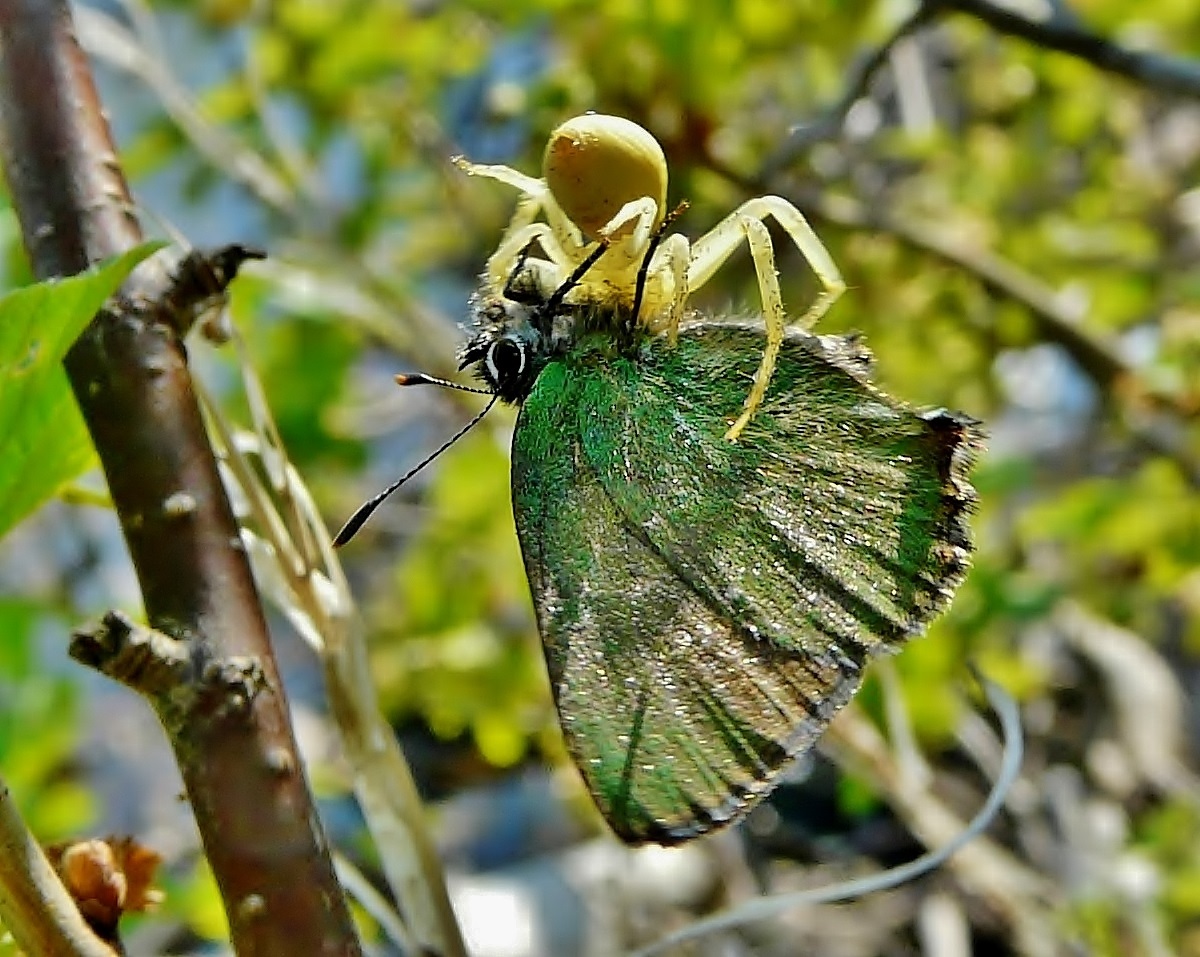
[486, 337, 526, 383]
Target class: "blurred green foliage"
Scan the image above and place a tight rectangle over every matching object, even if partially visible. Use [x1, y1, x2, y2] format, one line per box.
[1, 0, 1199, 952]
[0, 599, 93, 841]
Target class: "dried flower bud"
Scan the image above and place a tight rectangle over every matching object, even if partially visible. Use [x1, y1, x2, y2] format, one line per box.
[543, 114, 668, 237]
[48, 836, 163, 941]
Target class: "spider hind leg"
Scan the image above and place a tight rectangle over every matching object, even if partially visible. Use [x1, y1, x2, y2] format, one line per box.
[725, 215, 786, 440]
[684, 195, 845, 440]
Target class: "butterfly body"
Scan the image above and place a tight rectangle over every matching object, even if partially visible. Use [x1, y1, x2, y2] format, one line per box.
[460, 292, 979, 844]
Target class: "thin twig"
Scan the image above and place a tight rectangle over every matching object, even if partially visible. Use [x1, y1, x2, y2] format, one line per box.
[0, 777, 119, 957]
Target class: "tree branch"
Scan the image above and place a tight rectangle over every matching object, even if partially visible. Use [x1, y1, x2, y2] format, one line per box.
[936, 0, 1200, 99]
[768, 0, 1200, 185]
[767, 0, 1200, 184]
[705, 144, 1200, 487]
[763, 4, 940, 177]
[0, 3, 360, 954]
[791, 188, 1200, 484]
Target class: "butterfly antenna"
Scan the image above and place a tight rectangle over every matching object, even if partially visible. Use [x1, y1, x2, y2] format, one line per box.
[631, 200, 689, 326]
[544, 237, 612, 315]
[333, 394, 499, 546]
[395, 372, 493, 394]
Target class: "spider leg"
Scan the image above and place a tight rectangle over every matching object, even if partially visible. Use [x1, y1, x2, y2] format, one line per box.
[484, 222, 572, 295]
[628, 201, 690, 336]
[581, 196, 660, 301]
[651, 234, 690, 341]
[453, 157, 546, 197]
[725, 215, 786, 441]
[684, 195, 845, 439]
[598, 196, 658, 245]
[456, 157, 588, 278]
[688, 195, 845, 332]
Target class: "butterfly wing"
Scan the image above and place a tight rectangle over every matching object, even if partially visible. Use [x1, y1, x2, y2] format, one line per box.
[511, 321, 978, 844]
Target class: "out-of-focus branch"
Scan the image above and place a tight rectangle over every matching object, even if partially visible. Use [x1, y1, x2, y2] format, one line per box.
[768, 0, 1200, 183]
[0, 3, 360, 954]
[935, 0, 1200, 99]
[0, 777, 118, 957]
[764, 4, 939, 177]
[709, 139, 1200, 485]
[799, 189, 1138, 393]
[791, 187, 1200, 485]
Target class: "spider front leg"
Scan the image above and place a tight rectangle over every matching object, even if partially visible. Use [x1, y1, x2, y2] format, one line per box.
[483, 220, 573, 296]
[687, 196, 846, 440]
[587, 196, 696, 332]
[581, 196, 661, 299]
[646, 233, 690, 340]
[454, 157, 588, 274]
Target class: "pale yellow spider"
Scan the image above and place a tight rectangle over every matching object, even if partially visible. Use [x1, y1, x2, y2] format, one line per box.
[454, 114, 846, 439]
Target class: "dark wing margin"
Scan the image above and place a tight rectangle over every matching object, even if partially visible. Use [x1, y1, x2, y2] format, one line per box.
[511, 323, 980, 844]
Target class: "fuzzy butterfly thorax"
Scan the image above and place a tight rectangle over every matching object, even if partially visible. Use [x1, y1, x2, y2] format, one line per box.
[460, 270, 649, 405]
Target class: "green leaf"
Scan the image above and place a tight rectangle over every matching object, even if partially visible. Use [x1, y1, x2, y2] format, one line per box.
[0, 243, 162, 540]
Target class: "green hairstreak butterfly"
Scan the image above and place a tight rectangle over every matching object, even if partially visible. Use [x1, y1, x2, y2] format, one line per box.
[337, 115, 980, 844]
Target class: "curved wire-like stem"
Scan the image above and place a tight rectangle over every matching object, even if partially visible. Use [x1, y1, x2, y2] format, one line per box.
[631, 672, 1024, 957]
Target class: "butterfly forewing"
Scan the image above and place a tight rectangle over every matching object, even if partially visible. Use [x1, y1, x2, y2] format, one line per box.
[511, 321, 978, 844]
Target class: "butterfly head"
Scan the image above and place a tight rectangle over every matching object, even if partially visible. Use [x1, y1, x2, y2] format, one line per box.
[457, 294, 555, 405]
[459, 230, 622, 403]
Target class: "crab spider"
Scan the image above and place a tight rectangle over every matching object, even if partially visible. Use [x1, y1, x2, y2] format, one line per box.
[454, 114, 846, 439]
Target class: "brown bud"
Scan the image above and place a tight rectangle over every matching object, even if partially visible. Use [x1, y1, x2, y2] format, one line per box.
[48, 836, 163, 941]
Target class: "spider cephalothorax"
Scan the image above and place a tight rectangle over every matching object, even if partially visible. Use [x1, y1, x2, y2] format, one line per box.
[454, 113, 847, 438]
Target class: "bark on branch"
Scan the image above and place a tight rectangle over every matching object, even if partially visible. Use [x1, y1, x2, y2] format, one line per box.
[0, 3, 360, 954]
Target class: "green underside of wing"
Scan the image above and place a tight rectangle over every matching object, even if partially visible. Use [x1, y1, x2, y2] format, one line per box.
[511, 321, 978, 843]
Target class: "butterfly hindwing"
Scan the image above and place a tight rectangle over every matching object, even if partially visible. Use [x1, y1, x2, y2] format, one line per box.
[511, 321, 978, 844]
